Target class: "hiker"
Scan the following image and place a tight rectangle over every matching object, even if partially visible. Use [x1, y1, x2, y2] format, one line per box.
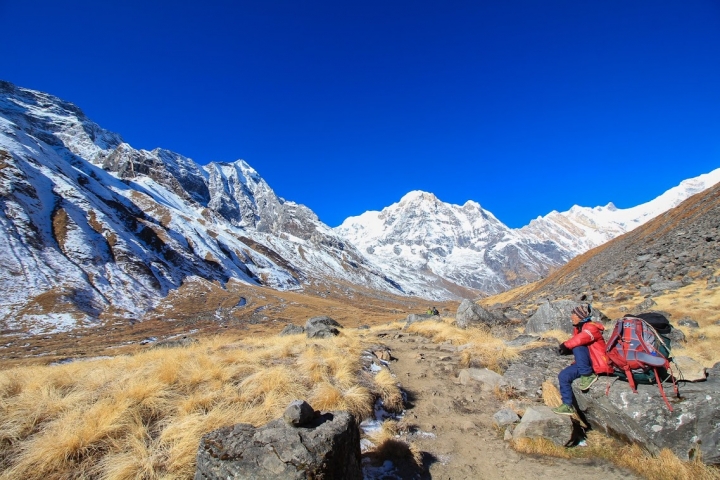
[431, 306, 439, 316]
[552, 304, 614, 415]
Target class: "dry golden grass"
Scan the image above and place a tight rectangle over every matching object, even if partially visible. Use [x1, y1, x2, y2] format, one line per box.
[0, 329, 394, 479]
[513, 433, 720, 480]
[541, 380, 562, 408]
[405, 318, 519, 373]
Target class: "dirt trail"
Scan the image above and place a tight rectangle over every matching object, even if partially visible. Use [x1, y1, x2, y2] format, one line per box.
[376, 327, 639, 480]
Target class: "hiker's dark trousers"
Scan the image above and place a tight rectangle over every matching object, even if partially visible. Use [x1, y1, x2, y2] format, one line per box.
[558, 345, 593, 405]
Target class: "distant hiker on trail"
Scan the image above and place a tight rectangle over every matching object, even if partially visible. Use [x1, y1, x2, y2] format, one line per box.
[427, 306, 439, 316]
[553, 305, 614, 416]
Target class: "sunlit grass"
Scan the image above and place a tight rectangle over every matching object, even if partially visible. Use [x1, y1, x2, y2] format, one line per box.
[0, 330, 389, 479]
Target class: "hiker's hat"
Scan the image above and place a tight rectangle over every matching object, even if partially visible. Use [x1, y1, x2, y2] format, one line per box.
[571, 305, 590, 320]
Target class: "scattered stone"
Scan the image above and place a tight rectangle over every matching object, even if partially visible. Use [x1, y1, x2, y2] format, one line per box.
[650, 280, 683, 292]
[678, 319, 700, 329]
[283, 400, 316, 427]
[501, 363, 544, 398]
[279, 324, 305, 336]
[666, 327, 686, 348]
[457, 368, 503, 391]
[504, 427, 514, 441]
[512, 406, 572, 446]
[153, 336, 198, 349]
[525, 300, 595, 334]
[305, 316, 343, 338]
[672, 356, 707, 381]
[493, 408, 520, 427]
[456, 299, 506, 329]
[404, 313, 442, 328]
[504, 334, 540, 347]
[195, 410, 361, 479]
[636, 297, 657, 311]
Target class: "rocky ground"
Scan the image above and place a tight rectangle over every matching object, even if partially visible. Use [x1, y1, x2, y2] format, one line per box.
[373, 326, 639, 480]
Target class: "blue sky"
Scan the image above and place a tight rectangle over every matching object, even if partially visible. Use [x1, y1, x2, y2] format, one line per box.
[2, 1, 719, 227]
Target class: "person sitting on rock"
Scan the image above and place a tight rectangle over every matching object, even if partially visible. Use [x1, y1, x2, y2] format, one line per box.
[431, 306, 439, 316]
[552, 304, 614, 416]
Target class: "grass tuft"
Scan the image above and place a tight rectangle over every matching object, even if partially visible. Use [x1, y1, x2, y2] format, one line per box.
[0, 329, 386, 479]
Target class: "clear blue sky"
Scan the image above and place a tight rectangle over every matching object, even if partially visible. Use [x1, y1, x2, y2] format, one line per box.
[2, 1, 719, 227]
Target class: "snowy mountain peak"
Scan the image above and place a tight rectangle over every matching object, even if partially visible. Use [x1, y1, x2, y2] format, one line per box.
[0, 81, 404, 330]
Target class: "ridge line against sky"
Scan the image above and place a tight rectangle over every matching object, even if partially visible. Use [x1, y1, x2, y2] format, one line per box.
[2, 1, 719, 228]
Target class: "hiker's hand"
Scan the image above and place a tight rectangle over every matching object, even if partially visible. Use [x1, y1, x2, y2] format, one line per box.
[557, 343, 572, 355]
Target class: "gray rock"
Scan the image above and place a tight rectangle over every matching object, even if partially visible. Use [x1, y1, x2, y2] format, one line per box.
[404, 313, 442, 328]
[512, 406, 572, 446]
[456, 299, 506, 329]
[501, 363, 544, 398]
[279, 324, 305, 336]
[504, 334, 540, 347]
[283, 400, 316, 427]
[651, 280, 683, 292]
[525, 300, 579, 334]
[152, 336, 198, 348]
[678, 319, 700, 329]
[195, 411, 362, 479]
[573, 373, 720, 464]
[666, 327, 686, 349]
[493, 408, 520, 427]
[305, 316, 343, 339]
[458, 368, 503, 391]
[636, 297, 657, 311]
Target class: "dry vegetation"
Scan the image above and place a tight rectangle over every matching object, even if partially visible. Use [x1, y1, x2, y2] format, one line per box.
[3, 272, 720, 479]
[0, 329, 401, 479]
[403, 318, 520, 372]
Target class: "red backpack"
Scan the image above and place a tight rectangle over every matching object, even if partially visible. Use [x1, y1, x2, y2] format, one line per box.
[605, 316, 678, 410]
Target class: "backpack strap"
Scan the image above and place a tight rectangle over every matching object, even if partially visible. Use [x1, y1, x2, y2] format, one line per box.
[653, 367, 673, 411]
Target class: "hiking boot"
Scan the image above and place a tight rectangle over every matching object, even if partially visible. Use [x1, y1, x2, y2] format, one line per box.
[579, 374, 598, 391]
[552, 404, 576, 416]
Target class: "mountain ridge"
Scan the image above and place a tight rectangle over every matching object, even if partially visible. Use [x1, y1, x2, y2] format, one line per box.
[1, 80, 718, 332]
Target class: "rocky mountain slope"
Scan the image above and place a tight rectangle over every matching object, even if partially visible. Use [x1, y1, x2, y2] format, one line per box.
[1, 80, 717, 331]
[495, 180, 720, 308]
[0, 81, 401, 330]
[336, 170, 720, 295]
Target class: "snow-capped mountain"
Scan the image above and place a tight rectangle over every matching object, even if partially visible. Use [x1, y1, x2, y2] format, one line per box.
[520, 168, 720, 254]
[335, 192, 567, 296]
[0, 81, 399, 329]
[2, 80, 718, 331]
[335, 169, 720, 295]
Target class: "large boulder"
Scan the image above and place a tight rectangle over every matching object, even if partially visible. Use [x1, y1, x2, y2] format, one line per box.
[305, 316, 343, 339]
[456, 299, 506, 329]
[195, 410, 362, 479]
[513, 345, 569, 387]
[525, 300, 608, 334]
[573, 363, 720, 464]
[279, 324, 305, 336]
[457, 367, 503, 391]
[404, 313, 442, 328]
[512, 406, 573, 446]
